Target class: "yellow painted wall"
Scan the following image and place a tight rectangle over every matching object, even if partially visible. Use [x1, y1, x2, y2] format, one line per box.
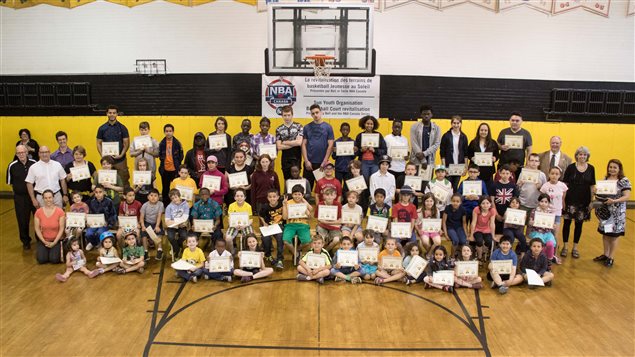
[1, 116, 634, 192]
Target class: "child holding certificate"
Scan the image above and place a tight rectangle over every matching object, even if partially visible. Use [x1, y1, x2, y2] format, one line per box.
[396, 162, 425, 207]
[85, 185, 117, 251]
[331, 236, 362, 284]
[115, 232, 145, 274]
[175, 235, 206, 283]
[402, 242, 426, 285]
[343, 160, 369, 215]
[191, 187, 223, 247]
[458, 164, 488, 226]
[225, 149, 253, 207]
[94, 156, 123, 208]
[368, 188, 391, 244]
[540, 166, 568, 243]
[234, 234, 274, 283]
[314, 163, 342, 203]
[116, 188, 142, 256]
[297, 236, 332, 284]
[375, 238, 406, 285]
[140, 189, 165, 261]
[332, 122, 355, 183]
[341, 191, 364, 243]
[165, 189, 190, 261]
[259, 189, 284, 269]
[487, 236, 521, 294]
[502, 197, 527, 258]
[425, 165, 453, 211]
[315, 187, 342, 253]
[169, 165, 198, 208]
[133, 157, 154, 204]
[442, 194, 468, 257]
[66, 191, 89, 240]
[282, 185, 313, 262]
[284, 164, 311, 203]
[391, 185, 418, 248]
[415, 193, 441, 258]
[358, 230, 379, 281]
[354, 115, 387, 182]
[491, 164, 518, 235]
[516, 238, 553, 287]
[454, 245, 482, 289]
[95, 232, 119, 274]
[226, 188, 254, 254]
[369, 156, 395, 206]
[469, 197, 496, 262]
[528, 194, 559, 264]
[55, 237, 100, 282]
[422, 245, 455, 292]
[199, 155, 229, 207]
[129, 121, 159, 179]
[203, 239, 233, 282]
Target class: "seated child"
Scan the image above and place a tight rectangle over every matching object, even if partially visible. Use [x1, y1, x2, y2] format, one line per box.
[191, 187, 223, 247]
[515, 238, 554, 287]
[165, 189, 190, 262]
[226, 188, 254, 254]
[234, 234, 274, 283]
[458, 164, 488, 226]
[375, 237, 406, 285]
[95, 231, 120, 274]
[528, 193, 560, 265]
[85, 184, 117, 251]
[425, 165, 452, 212]
[330, 236, 362, 284]
[391, 185, 417, 250]
[203, 239, 234, 282]
[453, 244, 483, 289]
[368, 188, 391, 244]
[358, 230, 380, 281]
[66, 191, 89, 240]
[282, 184, 314, 262]
[423, 245, 455, 292]
[315, 187, 342, 252]
[55, 237, 100, 282]
[115, 232, 146, 274]
[402, 242, 426, 285]
[116, 187, 142, 256]
[341, 191, 364, 243]
[258, 189, 285, 269]
[140, 188, 165, 261]
[502, 197, 527, 258]
[297, 236, 332, 284]
[174, 234, 206, 283]
[487, 236, 522, 294]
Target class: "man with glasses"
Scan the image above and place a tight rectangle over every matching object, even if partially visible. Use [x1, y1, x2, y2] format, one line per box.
[6, 145, 37, 250]
[25, 146, 69, 209]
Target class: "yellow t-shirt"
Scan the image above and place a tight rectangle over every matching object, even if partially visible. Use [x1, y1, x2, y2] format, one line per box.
[170, 177, 199, 207]
[181, 247, 206, 265]
[228, 201, 253, 215]
[286, 199, 309, 225]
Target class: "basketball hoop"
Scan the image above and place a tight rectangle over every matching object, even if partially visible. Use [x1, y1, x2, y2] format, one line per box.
[305, 54, 335, 77]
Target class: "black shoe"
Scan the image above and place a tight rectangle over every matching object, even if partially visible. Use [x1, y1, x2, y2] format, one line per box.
[593, 254, 608, 262]
[144, 251, 150, 261]
[156, 250, 164, 261]
[22, 243, 31, 251]
[604, 258, 614, 267]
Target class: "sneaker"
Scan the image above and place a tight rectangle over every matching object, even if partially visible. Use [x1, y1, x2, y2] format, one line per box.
[191, 276, 198, 284]
[85, 243, 93, 251]
[498, 286, 508, 295]
[317, 277, 325, 284]
[275, 261, 284, 269]
[241, 276, 253, 283]
[138, 267, 144, 274]
[405, 279, 412, 286]
[156, 250, 163, 261]
[351, 277, 362, 284]
[593, 254, 608, 262]
[296, 273, 308, 281]
[604, 258, 614, 267]
[266, 255, 275, 265]
[144, 252, 150, 262]
[545, 281, 552, 287]
[203, 274, 210, 280]
[88, 270, 100, 279]
[334, 276, 345, 283]
[55, 273, 67, 282]
[223, 276, 232, 282]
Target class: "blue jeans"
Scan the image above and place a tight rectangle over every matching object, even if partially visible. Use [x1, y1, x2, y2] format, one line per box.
[447, 226, 467, 246]
[167, 227, 188, 259]
[203, 269, 233, 281]
[85, 227, 108, 246]
[177, 268, 203, 281]
[361, 160, 379, 183]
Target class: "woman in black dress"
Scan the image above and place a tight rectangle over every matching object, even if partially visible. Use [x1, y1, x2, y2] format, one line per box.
[467, 123, 499, 196]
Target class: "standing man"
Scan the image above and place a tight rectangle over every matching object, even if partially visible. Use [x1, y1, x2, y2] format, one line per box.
[7, 145, 37, 250]
[276, 105, 304, 180]
[158, 124, 184, 204]
[25, 146, 69, 209]
[538, 136, 572, 177]
[96, 105, 130, 187]
[409, 104, 441, 169]
[497, 111, 533, 177]
[50, 131, 73, 168]
[301, 104, 334, 188]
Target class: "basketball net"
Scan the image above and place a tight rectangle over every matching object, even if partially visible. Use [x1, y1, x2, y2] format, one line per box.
[305, 55, 335, 77]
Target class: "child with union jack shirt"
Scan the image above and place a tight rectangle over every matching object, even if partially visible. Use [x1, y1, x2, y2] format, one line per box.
[491, 164, 518, 235]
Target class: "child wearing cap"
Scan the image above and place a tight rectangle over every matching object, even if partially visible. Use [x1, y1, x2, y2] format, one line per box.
[396, 162, 424, 207]
[370, 155, 396, 206]
[199, 155, 229, 207]
[314, 162, 342, 203]
[391, 185, 418, 249]
[96, 231, 120, 274]
[425, 165, 453, 212]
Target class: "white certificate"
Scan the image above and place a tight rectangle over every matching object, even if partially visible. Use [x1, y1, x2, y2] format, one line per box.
[418, 165, 433, 181]
[366, 215, 388, 233]
[208, 256, 232, 272]
[229, 212, 250, 228]
[336, 141, 354, 156]
[474, 152, 493, 166]
[70, 165, 90, 182]
[193, 219, 215, 233]
[361, 133, 380, 148]
[381, 255, 402, 270]
[505, 208, 526, 226]
[389, 145, 408, 160]
[118, 216, 138, 230]
[171, 259, 196, 271]
[462, 180, 482, 196]
[259, 143, 277, 159]
[145, 225, 161, 245]
[286, 179, 306, 194]
[596, 180, 618, 195]
[504, 135, 524, 149]
[86, 214, 106, 228]
[208, 134, 228, 149]
[228, 171, 248, 188]
[133, 170, 152, 185]
[101, 142, 120, 157]
[534, 211, 556, 230]
[518, 169, 540, 184]
[421, 218, 442, 232]
[312, 168, 325, 181]
[405, 255, 428, 280]
[525, 269, 545, 286]
[100, 256, 122, 265]
[259, 224, 282, 237]
[337, 250, 359, 267]
[65, 212, 86, 228]
[97, 169, 117, 185]
[167, 215, 188, 228]
[133, 135, 153, 150]
[432, 270, 455, 286]
[288, 203, 307, 219]
[240, 251, 262, 269]
[318, 205, 338, 221]
[390, 222, 411, 239]
[455, 261, 479, 277]
[447, 164, 465, 177]
[491, 260, 513, 275]
[346, 176, 367, 191]
[404, 176, 422, 191]
[306, 253, 326, 269]
[341, 210, 361, 225]
[175, 185, 194, 201]
[431, 183, 451, 203]
[358, 247, 379, 263]
[201, 175, 221, 191]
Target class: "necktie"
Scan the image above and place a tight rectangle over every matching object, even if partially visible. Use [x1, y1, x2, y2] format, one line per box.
[550, 154, 556, 168]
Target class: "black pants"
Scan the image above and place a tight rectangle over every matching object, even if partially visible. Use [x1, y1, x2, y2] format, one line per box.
[14, 193, 35, 246]
[36, 240, 62, 264]
[281, 157, 300, 181]
[160, 169, 179, 205]
[562, 219, 584, 244]
[303, 162, 322, 191]
[263, 233, 284, 261]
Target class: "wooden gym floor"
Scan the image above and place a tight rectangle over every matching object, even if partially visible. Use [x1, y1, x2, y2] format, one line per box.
[0, 198, 633, 357]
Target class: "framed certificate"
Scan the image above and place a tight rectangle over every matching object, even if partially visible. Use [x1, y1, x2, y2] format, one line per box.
[418, 165, 433, 181]
[596, 180, 618, 195]
[133, 171, 152, 185]
[133, 135, 152, 150]
[533, 211, 556, 230]
[201, 175, 221, 191]
[240, 251, 262, 269]
[208, 256, 231, 272]
[175, 185, 194, 201]
[318, 205, 338, 221]
[306, 253, 325, 269]
[86, 214, 106, 228]
[288, 203, 307, 219]
[455, 261, 479, 277]
[381, 255, 402, 270]
[447, 164, 465, 177]
[118, 216, 138, 230]
[259, 224, 282, 237]
[518, 169, 540, 184]
[404, 176, 422, 191]
[358, 247, 379, 263]
[474, 152, 493, 166]
[390, 222, 411, 239]
[341, 210, 361, 225]
[431, 183, 451, 203]
[346, 176, 367, 191]
[337, 250, 358, 267]
[70, 166, 90, 182]
[101, 142, 119, 156]
[228, 171, 249, 188]
[286, 179, 306, 194]
[65, 212, 86, 228]
[97, 169, 117, 185]
[336, 141, 354, 156]
[193, 219, 215, 233]
[229, 212, 250, 228]
[421, 218, 442, 232]
[312, 169, 325, 182]
[171, 259, 196, 271]
[389, 145, 408, 160]
[504, 135, 524, 149]
[366, 215, 388, 233]
[491, 260, 513, 275]
[361, 133, 380, 148]
[505, 208, 526, 226]
[259, 143, 277, 159]
[208, 134, 228, 149]
[432, 270, 455, 286]
[405, 255, 428, 280]
[462, 180, 482, 196]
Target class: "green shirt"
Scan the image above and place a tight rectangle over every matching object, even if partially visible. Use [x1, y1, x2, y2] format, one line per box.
[123, 246, 144, 260]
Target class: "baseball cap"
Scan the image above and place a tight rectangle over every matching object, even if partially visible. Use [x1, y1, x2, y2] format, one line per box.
[206, 155, 218, 163]
[400, 185, 414, 195]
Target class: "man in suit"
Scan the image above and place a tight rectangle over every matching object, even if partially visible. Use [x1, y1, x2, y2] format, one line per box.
[538, 136, 572, 177]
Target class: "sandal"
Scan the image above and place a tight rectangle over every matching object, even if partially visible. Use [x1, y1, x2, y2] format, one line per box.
[560, 248, 568, 257]
[374, 277, 384, 285]
[571, 250, 580, 259]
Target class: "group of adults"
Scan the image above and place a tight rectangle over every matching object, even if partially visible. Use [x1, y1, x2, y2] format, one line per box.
[6, 104, 630, 267]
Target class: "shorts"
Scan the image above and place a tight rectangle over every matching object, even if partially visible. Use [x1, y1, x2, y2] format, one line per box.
[554, 215, 561, 224]
[330, 266, 359, 276]
[360, 264, 378, 276]
[283, 223, 312, 245]
[487, 272, 510, 281]
[141, 221, 164, 238]
[225, 225, 254, 239]
[341, 225, 362, 236]
[316, 226, 342, 243]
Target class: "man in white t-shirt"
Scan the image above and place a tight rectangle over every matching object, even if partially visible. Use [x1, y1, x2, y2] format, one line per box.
[25, 146, 69, 208]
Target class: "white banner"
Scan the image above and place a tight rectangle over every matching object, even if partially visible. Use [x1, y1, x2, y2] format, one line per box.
[262, 75, 380, 119]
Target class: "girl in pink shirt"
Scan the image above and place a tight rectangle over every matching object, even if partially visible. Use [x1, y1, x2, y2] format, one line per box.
[540, 167, 568, 242]
[469, 197, 496, 262]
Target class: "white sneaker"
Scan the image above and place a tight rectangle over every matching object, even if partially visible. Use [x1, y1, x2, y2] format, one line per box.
[85, 243, 93, 251]
[191, 276, 198, 283]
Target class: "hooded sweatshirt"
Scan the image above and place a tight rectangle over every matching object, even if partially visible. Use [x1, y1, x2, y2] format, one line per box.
[185, 132, 211, 185]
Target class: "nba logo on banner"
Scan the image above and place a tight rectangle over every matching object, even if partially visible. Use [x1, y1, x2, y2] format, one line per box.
[265, 78, 297, 115]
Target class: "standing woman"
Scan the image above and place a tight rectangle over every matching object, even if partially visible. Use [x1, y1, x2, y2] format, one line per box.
[15, 128, 40, 161]
[354, 115, 387, 183]
[209, 117, 232, 174]
[560, 146, 595, 259]
[440, 115, 469, 191]
[594, 159, 631, 267]
[34, 190, 66, 264]
[467, 123, 499, 196]
[250, 154, 280, 214]
[64, 145, 97, 202]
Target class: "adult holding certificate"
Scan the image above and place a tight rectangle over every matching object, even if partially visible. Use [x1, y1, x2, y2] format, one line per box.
[354, 115, 387, 183]
[594, 159, 631, 268]
[496, 112, 532, 178]
[64, 145, 96, 202]
[467, 122, 499, 196]
[208, 117, 232, 173]
[440, 115, 469, 191]
[301, 104, 334, 189]
[96, 105, 130, 187]
[409, 104, 441, 172]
